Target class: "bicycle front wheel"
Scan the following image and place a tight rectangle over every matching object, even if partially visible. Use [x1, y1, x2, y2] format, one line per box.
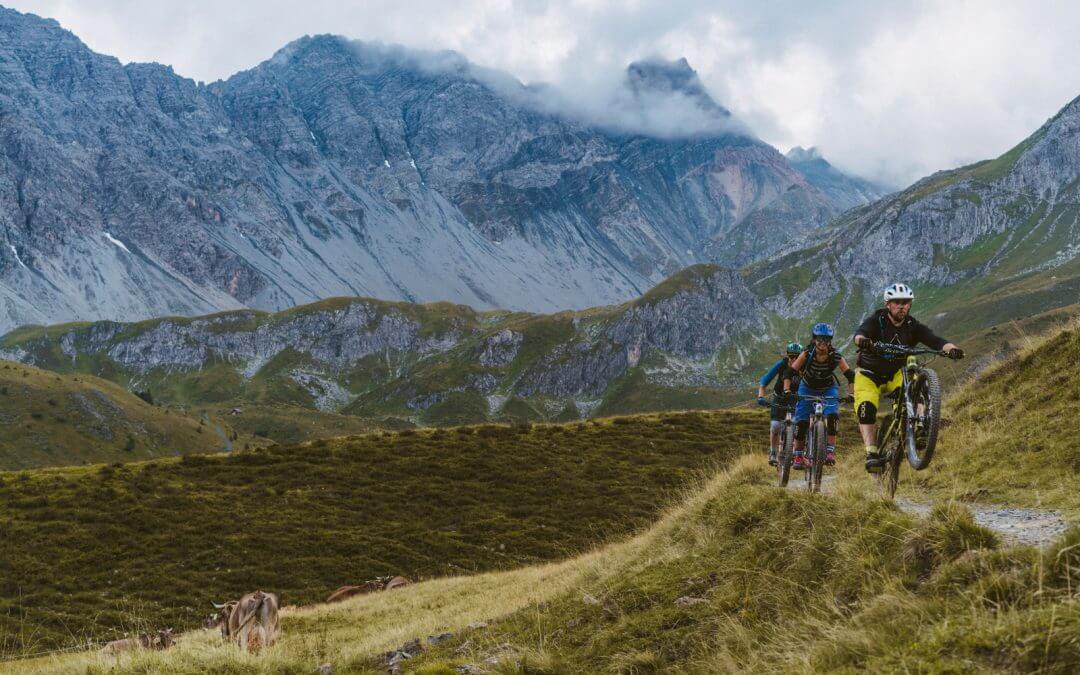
[778, 422, 793, 488]
[906, 368, 941, 470]
[811, 419, 826, 494]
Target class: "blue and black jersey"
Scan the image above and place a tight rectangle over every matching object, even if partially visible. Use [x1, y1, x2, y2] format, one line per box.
[760, 359, 799, 397]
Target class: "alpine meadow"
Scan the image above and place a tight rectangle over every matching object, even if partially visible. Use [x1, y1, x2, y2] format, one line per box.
[0, 3, 1077, 673]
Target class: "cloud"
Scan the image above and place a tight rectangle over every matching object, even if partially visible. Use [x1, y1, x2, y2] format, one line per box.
[6, 0, 1079, 186]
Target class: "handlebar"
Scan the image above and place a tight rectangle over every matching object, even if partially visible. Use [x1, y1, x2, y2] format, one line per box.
[869, 344, 944, 356]
[771, 394, 854, 403]
[862, 343, 962, 359]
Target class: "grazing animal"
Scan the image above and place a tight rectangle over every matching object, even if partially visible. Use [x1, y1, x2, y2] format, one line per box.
[227, 590, 280, 652]
[325, 581, 384, 604]
[325, 576, 412, 603]
[100, 628, 175, 654]
[207, 600, 240, 638]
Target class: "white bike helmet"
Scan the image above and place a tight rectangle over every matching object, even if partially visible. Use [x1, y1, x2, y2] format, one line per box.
[883, 283, 914, 301]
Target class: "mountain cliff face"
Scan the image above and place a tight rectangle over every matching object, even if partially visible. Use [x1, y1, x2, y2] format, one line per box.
[0, 8, 879, 334]
[4, 94, 1075, 432]
[748, 95, 1080, 325]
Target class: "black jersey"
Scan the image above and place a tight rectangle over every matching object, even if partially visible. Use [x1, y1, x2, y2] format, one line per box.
[799, 347, 842, 389]
[855, 309, 947, 381]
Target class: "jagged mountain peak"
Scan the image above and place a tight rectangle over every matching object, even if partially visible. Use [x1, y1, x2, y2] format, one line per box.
[268, 34, 474, 79]
[625, 56, 730, 118]
[785, 146, 825, 164]
[782, 146, 890, 211]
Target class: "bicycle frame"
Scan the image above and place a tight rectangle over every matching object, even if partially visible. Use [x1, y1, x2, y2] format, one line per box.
[794, 394, 842, 493]
[870, 345, 946, 495]
[876, 353, 926, 454]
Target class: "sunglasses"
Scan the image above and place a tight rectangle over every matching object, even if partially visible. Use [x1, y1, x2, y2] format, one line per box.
[889, 300, 913, 306]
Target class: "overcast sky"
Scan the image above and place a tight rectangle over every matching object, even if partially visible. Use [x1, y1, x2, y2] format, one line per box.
[7, 0, 1079, 186]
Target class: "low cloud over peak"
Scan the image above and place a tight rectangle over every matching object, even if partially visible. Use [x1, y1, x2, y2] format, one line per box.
[7, 0, 1079, 186]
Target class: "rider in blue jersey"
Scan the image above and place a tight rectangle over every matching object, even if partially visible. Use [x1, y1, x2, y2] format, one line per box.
[756, 342, 803, 466]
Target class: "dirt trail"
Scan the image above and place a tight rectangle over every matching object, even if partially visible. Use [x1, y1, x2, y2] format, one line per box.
[782, 472, 1070, 547]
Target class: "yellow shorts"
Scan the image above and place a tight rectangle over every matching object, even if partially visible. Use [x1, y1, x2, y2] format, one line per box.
[853, 370, 903, 417]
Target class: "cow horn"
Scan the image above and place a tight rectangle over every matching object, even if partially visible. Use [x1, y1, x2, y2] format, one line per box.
[211, 601, 226, 609]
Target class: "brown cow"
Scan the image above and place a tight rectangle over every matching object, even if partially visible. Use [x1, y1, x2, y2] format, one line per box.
[325, 576, 411, 603]
[227, 590, 280, 652]
[325, 581, 384, 604]
[100, 628, 175, 654]
[207, 600, 240, 638]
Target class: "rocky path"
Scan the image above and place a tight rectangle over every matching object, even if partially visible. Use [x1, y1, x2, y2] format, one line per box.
[782, 473, 1070, 547]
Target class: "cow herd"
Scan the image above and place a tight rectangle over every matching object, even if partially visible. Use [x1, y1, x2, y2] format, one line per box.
[97, 577, 411, 659]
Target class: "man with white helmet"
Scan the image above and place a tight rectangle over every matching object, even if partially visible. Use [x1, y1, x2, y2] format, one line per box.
[853, 283, 964, 472]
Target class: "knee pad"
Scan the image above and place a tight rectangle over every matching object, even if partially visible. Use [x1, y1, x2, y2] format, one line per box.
[795, 419, 810, 442]
[826, 414, 839, 435]
[857, 401, 877, 425]
[770, 420, 782, 434]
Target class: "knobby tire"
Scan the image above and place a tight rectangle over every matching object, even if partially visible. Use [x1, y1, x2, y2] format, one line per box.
[811, 419, 826, 493]
[778, 421, 793, 488]
[906, 367, 941, 470]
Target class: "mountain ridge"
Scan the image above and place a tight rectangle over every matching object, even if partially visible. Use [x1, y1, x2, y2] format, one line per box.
[0, 7, 890, 333]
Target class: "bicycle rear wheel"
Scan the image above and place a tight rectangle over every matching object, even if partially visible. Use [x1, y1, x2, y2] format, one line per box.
[906, 368, 941, 470]
[777, 421, 793, 488]
[876, 414, 903, 499]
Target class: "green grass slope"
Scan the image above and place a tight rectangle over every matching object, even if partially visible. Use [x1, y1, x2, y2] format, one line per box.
[16, 460, 1078, 673]
[0, 410, 758, 657]
[0, 361, 244, 470]
[908, 320, 1080, 518]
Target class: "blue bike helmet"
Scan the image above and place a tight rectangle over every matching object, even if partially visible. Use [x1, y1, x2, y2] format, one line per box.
[811, 322, 835, 339]
[786, 341, 803, 356]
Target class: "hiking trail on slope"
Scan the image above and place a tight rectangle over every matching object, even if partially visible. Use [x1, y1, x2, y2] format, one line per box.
[781, 472, 1069, 547]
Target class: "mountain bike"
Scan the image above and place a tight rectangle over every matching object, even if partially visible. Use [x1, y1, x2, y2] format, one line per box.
[795, 394, 848, 494]
[772, 394, 797, 488]
[868, 345, 949, 498]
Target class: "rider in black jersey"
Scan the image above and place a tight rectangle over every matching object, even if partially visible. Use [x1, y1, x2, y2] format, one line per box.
[853, 283, 963, 472]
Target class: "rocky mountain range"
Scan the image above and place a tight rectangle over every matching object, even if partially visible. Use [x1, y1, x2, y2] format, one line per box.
[3, 89, 1076, 432]
[0, 7, 885, 334]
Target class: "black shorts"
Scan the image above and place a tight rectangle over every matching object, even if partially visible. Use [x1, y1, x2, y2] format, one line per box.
[770, 400, 793, 421]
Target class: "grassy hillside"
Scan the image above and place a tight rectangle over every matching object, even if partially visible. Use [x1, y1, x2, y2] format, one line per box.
[15, 459, 1078, 673]
[0, 360, 245, 470]
[905, 320, 1080, 518]
[0, 409, 758, 656]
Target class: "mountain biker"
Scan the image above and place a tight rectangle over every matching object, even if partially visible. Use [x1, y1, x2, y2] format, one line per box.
[756, 342, 803, 466]
[785, 323, 855, 469]
[853, 283, 964, 472]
